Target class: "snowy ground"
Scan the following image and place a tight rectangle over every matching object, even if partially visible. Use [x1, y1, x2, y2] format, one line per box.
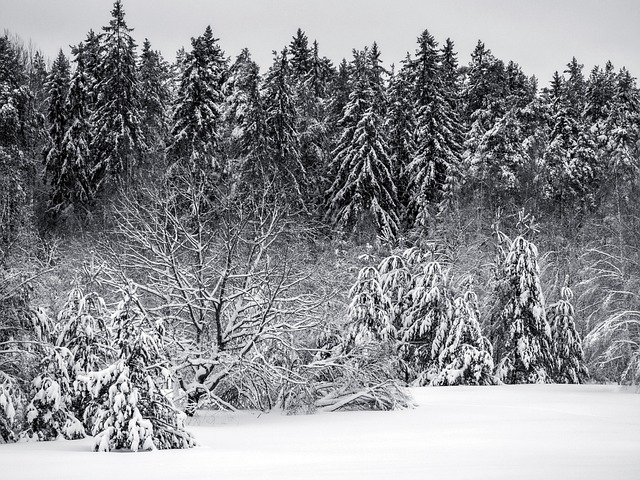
[3, 384, 639, 480]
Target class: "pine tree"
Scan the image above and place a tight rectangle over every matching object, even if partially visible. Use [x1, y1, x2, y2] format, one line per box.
[492, 235, 554, 384]
[168, 25, 227, 176]
[223, 49, 269, 188]
[325, 46, 399, 239]
[543, 59, 599, 215]
[91, 0, 145, 190]
[548, 286, 588, 383]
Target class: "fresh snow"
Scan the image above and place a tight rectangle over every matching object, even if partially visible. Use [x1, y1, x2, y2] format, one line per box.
[3, 384, 639, 480]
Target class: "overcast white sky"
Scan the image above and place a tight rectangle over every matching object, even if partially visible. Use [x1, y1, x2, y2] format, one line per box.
[2, 0, 640, 85]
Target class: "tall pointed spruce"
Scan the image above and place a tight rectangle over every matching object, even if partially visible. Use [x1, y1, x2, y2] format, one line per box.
[91, 0, 145, 190]
[325, 45, 399, 239]
[168, 25, 227, 176]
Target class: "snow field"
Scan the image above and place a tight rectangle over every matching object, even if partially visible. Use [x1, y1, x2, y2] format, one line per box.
[2, 384, 639, 480]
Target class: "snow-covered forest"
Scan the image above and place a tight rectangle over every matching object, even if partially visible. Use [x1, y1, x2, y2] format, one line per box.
[1, 0, 640, 455]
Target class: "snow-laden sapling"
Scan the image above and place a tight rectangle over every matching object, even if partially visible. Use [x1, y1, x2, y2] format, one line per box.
[79, 287, 195, 452]
[491, 235, 554, 384]
[548, 286, 588, 383]
[23, 346, 85, 441]
[431, 291, 496, 386]
[402, 260, 453, 385]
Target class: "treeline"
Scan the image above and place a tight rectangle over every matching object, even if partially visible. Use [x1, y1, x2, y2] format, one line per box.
[1, 2, 638, 241]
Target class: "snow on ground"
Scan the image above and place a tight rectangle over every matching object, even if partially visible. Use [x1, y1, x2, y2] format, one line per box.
[3, 384, 639, 480]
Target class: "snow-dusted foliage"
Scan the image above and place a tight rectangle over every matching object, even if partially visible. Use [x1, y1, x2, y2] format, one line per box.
[548, 286, 588, 383]
[0, 373, 20, 443]
[431, 292, 496, 386]
[347, 247, 495, 386]
[23, 347, 85, 441]
[491, 235, 554, 384]
[79, 288, 195, 451]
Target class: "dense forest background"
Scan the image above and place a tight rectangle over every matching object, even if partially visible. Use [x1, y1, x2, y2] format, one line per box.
[1, 1, 639, 451]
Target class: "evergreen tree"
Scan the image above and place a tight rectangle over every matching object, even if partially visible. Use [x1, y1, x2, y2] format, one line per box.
[43, 50, 71, 213]
[91, 0, 145, 189]
[223, 49, 269, 187]
[404, 30, 462, 226]
[325, 46, 399, 238]
[402, 259, 454, 385]
[81, 288, 195, 452]
[138, 38, 171, 174]
[543, 59, 599, 215]
[23, 346, 85, 441]
[431, 291, 496, 386]
[386, 58, 416, 216]
[168, 25, 227, 176]
[49, 43, 93, 213]
[492, 235, 554, 384]
[262, 47, 307, 202]
[548, 286, 588, 383]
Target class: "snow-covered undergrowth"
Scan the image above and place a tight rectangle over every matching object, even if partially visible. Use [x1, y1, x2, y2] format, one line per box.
[3, 384, 639, 480]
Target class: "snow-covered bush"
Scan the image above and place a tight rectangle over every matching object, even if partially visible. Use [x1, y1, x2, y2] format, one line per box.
[23, 346, 85, 441]
[548, 286, 588, 383]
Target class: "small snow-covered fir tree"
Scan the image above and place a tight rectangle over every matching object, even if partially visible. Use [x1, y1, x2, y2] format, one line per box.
[23, 347, 85, 441]
[431, 291, 496, 386]
[80, 287, 195, 452]
[492, 235, 554, 384]
[348, 266, 393, 341]
[402, 260, 454, 385]
[548, 286, 588, 383]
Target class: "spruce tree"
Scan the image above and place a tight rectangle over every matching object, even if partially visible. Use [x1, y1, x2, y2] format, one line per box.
[168, 25, 227, 176]
[431, 291, 496, 386]
[50, 43, 93, 212]
[82, 288, 195, 451]
[91, 0, 145, 190]
[404, 30, 462, 226]
[325, 46, 399, 239]
[43, 50, 71, 213]
[261, 48, 306, 201]
[402, 259, 453, 385]
[492, 235, 554, 384]
[223, 49, 269, 187]
[138, 38, 171, 174]
[548, 286, 588, 383]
